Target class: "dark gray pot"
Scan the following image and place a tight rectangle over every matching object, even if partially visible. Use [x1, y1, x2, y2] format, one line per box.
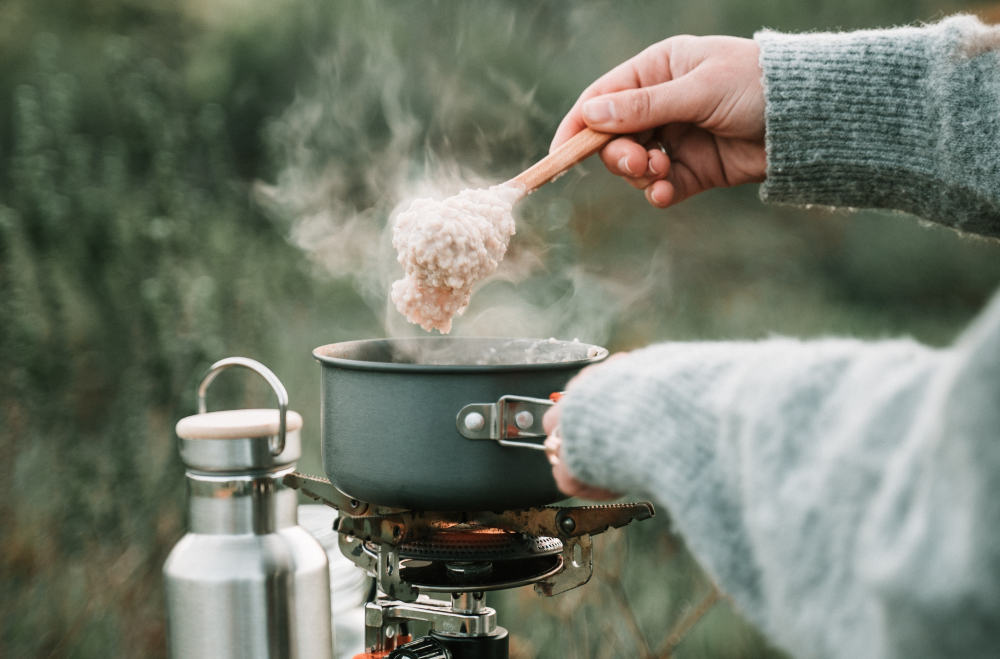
[314, 337, 607, 511]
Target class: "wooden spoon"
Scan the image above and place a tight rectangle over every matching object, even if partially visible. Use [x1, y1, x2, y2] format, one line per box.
[508, 127, 614, 193]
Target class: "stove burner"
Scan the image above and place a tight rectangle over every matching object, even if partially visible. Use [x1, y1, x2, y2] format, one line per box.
[399, 554, 563, 592]
[445, 561, 494, 582]
[395, 523, 563, 562]
[359, 524, 566, 592]
[284, 472, 655, 601]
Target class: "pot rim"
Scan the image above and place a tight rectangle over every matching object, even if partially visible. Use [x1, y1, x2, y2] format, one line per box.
[313, 336, 608, 373]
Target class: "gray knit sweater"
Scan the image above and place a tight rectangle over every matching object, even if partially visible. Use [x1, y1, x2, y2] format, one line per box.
[560, 16, 1000, 659]
[759, 15, 1000, 231]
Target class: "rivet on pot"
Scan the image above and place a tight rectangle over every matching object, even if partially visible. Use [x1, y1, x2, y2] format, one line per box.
[464, 412, 486, 431]
[514, 410, 534, 430]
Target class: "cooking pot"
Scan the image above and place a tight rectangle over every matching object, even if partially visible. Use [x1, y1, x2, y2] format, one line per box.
[313, 337, 608, 511]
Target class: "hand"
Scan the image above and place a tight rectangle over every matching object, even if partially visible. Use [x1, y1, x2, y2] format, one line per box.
[550, 35, 766, 208]
[541, 356, 626, 501]
[543, 403, 620, 501]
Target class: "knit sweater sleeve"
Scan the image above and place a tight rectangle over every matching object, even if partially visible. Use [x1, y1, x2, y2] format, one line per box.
[559, 291, 1000, 659]
[756, 15, 1000, 234]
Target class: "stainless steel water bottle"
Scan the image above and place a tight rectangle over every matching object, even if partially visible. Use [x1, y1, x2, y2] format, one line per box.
[164, 357, 333, 659]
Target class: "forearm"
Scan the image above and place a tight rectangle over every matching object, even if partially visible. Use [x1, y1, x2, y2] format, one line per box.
[559, 337, 940, 635]
[756, 15, 1000, 234]
[559, 294, 1000, 658]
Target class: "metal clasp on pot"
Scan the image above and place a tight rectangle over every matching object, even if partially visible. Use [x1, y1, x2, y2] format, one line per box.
[456, 395, 553, 450]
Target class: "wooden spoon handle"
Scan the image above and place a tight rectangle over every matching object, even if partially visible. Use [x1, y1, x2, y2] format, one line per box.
[510, 128, 614, 193]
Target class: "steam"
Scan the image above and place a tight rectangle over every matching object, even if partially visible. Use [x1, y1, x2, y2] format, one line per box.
[256, 4, 661, 349]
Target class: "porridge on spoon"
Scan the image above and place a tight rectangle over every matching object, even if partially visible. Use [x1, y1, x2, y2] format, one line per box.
[391, 182, 524, 333]
[390, 128, 611, 333]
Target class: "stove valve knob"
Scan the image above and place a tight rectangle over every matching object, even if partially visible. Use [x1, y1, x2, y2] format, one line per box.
[387, 637, 452, 659]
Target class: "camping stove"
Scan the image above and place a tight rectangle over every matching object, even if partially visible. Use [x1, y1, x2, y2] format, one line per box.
[285, 473, 654, 659]
[165, 356, 654, 659]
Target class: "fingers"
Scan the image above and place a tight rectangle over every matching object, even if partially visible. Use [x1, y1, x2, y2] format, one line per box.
[542, 404, 560, 436]
[550, 43, 677, 152]
[542, 353, 626, 501]
[550, 113, 589, 154]
[613, 125, 724, 209]
[644, 179, 676, 208]
[646, 146, 670, 178]
[600, 138, 649, 179]
[553, 460, 620, 501]
[544, 419, 620, 501]
[598, 136, 673, 206]
[549, 76, 628, 151]
[581, 73, 711, 135]
[600, 138, 671, 190]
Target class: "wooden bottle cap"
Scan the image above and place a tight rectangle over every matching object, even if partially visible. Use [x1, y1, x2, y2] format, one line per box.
[176, 408, 303, 440]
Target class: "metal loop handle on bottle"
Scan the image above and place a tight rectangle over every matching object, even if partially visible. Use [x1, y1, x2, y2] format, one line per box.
[197, 357, 288, 456]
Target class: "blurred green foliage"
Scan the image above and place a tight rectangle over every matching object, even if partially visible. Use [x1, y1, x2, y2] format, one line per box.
[2, 1, 999, 657]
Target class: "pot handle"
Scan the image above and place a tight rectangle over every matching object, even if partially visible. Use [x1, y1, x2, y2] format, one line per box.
[456, 395, 554, 451]
[198, 356, 289, 455]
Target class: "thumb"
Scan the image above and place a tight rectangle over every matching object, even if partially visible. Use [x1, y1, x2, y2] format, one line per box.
[581, 74, 713, 133]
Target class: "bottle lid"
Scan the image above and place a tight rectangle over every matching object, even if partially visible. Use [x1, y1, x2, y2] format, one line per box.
[176, 409, 303, 440]
[177, 358, 302, 473]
